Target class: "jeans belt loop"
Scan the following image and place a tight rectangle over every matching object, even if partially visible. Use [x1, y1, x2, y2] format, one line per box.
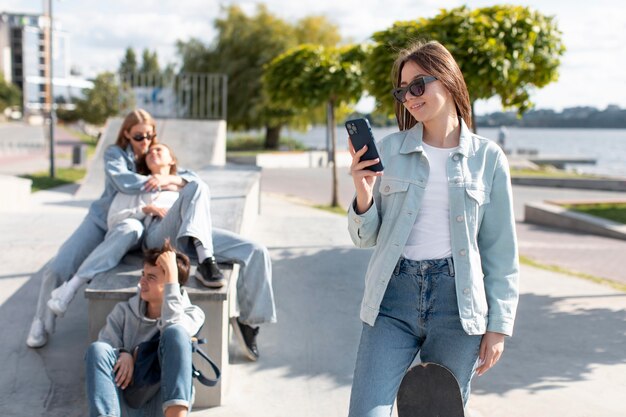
[447, 257, 455, 277]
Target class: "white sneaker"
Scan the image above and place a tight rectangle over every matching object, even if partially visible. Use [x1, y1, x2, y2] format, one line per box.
[26, 318, 48, 348]
[47, 282, 76, 317]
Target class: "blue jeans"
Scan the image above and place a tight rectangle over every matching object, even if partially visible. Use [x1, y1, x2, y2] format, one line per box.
[144, 181, 276, 325]
[34, 214, 107, 324]
[348, 257, 482, 417]
[144, 181, 214, 256]
[75, 218, 143, 281]
[85, 325, 193, 417]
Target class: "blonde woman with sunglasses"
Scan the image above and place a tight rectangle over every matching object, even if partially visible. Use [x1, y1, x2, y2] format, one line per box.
[347, 41, 519, 416]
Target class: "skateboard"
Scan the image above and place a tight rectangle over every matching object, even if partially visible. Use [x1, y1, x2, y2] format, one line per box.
[397, 362, 465, 417]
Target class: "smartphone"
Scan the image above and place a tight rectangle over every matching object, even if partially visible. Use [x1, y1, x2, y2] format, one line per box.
[345, 118, 384, 171]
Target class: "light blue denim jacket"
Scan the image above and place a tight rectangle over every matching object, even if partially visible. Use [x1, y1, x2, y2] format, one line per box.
[348, 120, 519, 336]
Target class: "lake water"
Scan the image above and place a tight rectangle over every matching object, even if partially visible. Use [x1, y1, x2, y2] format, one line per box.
[279, 126, 626, 178]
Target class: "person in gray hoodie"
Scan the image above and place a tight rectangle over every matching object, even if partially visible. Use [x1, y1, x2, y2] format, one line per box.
[85, 240, 204, 417]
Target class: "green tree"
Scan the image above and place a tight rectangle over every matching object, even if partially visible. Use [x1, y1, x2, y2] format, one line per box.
[177, 4, 341, 149]
[0, 73, 21, 112]
[140, 49, 160, 74]
[365, 5, 565, 129]
[119, 47, 138, 75]
[76, 72, 122, 125]
[264, 44, 365, 207]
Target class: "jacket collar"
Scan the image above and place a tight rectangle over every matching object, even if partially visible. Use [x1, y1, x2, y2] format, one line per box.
[399, 118, 475, 157]
[125, 144, 137, 160]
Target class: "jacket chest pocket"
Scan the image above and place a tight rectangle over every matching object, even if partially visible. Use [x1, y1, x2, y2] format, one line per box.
[379, 178, 410, 215]
[464, 186, 490, 230]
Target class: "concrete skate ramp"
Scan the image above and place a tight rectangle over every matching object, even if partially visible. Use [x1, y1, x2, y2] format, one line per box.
[76, 118, 226, 199]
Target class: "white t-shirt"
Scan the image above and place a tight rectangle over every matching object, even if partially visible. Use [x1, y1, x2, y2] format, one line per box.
[402, 142, 458, 261]
[107, 190, 179, 230]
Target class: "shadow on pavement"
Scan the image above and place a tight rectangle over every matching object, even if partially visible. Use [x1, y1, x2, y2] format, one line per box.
[249, 245, 370, 387]
[0, 269, 88, 417]
[473, 291, 626, 395]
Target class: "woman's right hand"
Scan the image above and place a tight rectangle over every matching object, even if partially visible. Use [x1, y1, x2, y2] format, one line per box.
[349, 139, 383, 214]
[114, 351, 134, 389]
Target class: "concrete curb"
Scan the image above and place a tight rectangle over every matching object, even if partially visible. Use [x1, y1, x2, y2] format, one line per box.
[227, 150, 352, 168]
[0, 174, 31, 211]
[524, 201, 626, 240]
[512, 176, 626, 191]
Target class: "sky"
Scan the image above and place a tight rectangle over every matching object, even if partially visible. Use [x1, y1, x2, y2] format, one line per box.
[1, 0, 625, 115]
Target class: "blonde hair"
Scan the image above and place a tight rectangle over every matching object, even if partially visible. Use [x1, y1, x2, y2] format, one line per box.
[392, 40, 472, 131]
[115, 109, 158, 149]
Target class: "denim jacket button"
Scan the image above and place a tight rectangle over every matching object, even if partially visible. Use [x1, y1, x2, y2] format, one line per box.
[456, 215, 464, 222]
[384, 185, 390, 192]
[463, 288, 470, 295]
[459, 249, 467, 256]
[453, 155, 460, 161]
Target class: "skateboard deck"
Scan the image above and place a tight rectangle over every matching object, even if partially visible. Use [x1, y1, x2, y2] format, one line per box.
[397, 362, 465, 417]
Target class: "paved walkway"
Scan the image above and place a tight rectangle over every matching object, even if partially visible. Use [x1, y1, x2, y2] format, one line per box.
[0, 160, 625, 416]
[0, 124, 84, 175]
[261, 167, 626, 287]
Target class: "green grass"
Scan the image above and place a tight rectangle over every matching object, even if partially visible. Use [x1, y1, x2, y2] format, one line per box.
[520, 255, 626, 292]
[313, 204, 347, 216]
[561, 203, 626, 224]
[227, 135, 308, 152]
[20, 167, 86, 192]
[510, 168, 599, 179]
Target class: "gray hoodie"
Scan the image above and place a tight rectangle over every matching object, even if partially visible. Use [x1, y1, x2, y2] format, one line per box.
[98, 283, 205, 352]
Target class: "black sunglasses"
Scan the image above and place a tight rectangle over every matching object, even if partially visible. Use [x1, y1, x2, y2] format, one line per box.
[391, 76, 438, 103]
[131, 133, 156, 142]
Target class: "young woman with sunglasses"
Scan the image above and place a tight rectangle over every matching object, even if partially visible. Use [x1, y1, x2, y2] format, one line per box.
[347, 41, 519, 416]
[26, 109, 200, 348]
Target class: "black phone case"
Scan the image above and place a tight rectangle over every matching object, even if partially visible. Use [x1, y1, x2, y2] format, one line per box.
[345, 118, 384, 171]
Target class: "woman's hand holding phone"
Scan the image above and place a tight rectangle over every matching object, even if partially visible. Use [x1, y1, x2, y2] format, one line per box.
[349, 138, 383, 214]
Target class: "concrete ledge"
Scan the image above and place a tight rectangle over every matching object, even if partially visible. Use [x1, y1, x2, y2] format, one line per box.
[512, 176, 626, 191]
[228, 150, 352, 168]
[524, 201, 626, 240]
[0, 175, 31, 211]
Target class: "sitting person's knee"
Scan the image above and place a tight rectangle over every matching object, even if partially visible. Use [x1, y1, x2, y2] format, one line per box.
[161, 324, 190, 346]
[86, 341, 113, 359]
[117, 218, 144, 237]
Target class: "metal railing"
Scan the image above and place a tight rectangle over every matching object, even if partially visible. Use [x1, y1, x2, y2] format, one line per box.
[118, 72, 227, 120]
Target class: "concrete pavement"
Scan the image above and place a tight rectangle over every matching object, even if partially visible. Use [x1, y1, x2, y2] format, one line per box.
[0, 181, 624, 416]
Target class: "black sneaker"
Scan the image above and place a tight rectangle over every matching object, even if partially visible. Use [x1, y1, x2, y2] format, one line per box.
[230, 317, 259, 361]
[195, 257, 226, 288]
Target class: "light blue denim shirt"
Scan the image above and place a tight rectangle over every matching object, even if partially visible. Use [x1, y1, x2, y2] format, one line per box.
[348, 120, 519, 336]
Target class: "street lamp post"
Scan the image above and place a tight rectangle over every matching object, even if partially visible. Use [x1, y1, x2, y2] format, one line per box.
[44, 0, 55, 178]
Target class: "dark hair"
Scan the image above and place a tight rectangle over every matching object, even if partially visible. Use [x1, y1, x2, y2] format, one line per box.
[136, 143, 178, 175]
[143, 239, 190, 285]
[115, 108, 158, 149]
[392, 40, 472, 131]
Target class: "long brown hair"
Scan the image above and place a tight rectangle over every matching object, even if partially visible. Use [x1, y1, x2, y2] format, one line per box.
[392, 40, 472, 131]
[115, 109, 158, 149]
[137, 143, 178, 175]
